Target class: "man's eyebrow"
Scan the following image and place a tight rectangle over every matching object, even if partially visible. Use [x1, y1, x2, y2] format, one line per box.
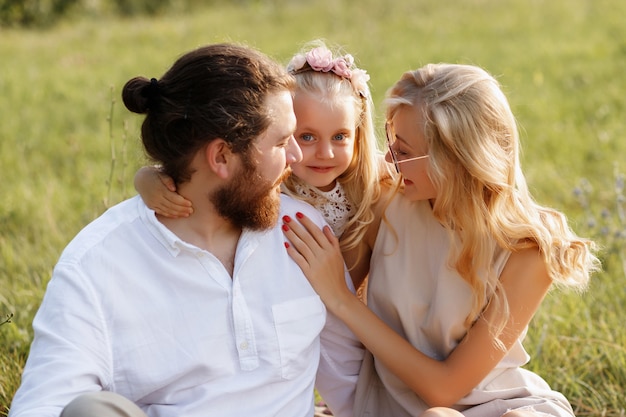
[275, 133, 291, 144]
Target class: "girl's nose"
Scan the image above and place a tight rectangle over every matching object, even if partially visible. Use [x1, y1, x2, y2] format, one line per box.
[316, 141, 334, 159]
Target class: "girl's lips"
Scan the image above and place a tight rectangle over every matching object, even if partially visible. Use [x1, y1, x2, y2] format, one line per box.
[403, 178, 413, 186]
[308, 166, 334, 173]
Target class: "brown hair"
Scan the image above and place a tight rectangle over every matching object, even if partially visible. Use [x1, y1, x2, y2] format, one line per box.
[122, 43, 295, 184]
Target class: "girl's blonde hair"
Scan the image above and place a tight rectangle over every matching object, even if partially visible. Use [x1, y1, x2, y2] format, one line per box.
[385, 63, 600, 346]
[282, 40, 385, 253]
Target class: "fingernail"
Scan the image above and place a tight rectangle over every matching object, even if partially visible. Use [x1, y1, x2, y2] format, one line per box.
[282, 224, 290, 232]
[296, 212, 303, 219]
[282, 215, 291, 223]
[284, 242, 290, 249]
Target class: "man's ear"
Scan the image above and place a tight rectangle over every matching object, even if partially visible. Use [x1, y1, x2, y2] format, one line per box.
[205, 139, 236, 180]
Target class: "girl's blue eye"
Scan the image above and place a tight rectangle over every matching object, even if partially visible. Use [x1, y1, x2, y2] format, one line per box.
[333, 133, 346, 141]
[300, 134, 314, 142]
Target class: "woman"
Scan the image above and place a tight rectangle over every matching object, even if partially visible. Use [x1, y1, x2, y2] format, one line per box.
[281, 63, 599, 417]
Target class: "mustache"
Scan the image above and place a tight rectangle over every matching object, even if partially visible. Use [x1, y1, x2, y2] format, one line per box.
[275, 167, 293, 187]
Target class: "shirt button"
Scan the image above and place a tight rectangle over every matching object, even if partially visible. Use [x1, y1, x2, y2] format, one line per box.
[240, 341, 249, 350]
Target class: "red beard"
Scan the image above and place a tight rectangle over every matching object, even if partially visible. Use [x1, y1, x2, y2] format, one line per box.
[211, 159, 292, 231]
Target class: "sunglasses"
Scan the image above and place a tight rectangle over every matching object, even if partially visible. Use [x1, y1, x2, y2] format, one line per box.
[385, 122, 429, 173]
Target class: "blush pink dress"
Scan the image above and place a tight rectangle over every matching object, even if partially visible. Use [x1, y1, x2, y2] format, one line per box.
[354, 193, 575, 417]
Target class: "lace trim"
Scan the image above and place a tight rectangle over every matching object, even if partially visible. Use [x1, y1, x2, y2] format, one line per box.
[293, 181, 355, 236]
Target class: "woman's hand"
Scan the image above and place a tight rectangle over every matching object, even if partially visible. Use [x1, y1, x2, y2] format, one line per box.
[281, 212, 354, 312]
[134, 166, 193, 218]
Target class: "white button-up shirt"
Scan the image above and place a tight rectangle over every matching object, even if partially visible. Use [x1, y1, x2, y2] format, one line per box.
[9, 195, 362, 417]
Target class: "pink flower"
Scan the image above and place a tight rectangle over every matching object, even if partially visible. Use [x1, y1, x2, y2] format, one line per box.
[289, 47, 369, 97]
[350, 68, 371, 97]
[306, 47, 334, 72]
[287, 54, 307, 72]
[332, 58, 352, 78]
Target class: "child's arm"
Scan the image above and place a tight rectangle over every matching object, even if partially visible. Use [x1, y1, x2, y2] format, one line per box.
[342, 183, 390, 289]
[134, 166, 193, 218]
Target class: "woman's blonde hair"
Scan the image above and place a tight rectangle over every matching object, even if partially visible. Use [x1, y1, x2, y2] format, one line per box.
[385, 63, 600, 345]
[282, 40, 385, 254]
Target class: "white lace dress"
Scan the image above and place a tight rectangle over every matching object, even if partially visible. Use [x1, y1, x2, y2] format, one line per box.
[293, 181, 355, 237]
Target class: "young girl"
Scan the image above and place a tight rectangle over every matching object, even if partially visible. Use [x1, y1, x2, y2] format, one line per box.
[134, 40, 393, 289]
[281, 63, 600, 417]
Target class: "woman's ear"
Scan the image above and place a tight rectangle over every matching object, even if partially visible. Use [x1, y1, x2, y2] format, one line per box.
[205, 139, 235, 180]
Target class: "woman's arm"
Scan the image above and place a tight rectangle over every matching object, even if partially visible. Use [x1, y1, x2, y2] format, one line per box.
[282, 213, 552, 407]
[134, 166, 193, 218]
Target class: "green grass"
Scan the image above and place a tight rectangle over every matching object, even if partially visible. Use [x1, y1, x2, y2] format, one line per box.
[1, 0, 625, 415]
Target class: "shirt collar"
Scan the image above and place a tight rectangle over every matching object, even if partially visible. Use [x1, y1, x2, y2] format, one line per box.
[136, 196, 267, 258]
[137, 197, 193, 257]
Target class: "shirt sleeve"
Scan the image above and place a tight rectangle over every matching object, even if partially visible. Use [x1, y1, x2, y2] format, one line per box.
[314, 266, 364, 417]
[8, 262, 111, 417]
[278, 195, 365, 416]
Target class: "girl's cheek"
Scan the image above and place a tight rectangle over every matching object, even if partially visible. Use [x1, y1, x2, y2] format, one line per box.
[290, 162, 306, 178]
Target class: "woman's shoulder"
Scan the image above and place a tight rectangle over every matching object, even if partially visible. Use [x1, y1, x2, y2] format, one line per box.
[378, 187, 431, 219]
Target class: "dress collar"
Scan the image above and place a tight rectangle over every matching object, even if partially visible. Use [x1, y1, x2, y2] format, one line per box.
[293, 181, 355, 236]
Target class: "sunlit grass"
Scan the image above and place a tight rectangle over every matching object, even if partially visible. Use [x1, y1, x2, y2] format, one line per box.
[1, 0, 625, 415]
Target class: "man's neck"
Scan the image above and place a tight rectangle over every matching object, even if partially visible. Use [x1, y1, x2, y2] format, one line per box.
[157, 198, 241, 277]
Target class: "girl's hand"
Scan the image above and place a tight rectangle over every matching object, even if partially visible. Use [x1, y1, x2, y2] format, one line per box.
[134, 166, 193, 218]
[281, 212, 353, 312]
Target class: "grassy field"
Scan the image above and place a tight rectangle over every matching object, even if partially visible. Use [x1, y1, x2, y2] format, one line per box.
[1, 0, 625, 415]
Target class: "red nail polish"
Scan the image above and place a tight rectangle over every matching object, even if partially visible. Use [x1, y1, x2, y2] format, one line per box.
[296, 212, 303, 219]
[283, 215, 291, 223]
[282, 224, 289, 232]
[284, 242, 290, 249]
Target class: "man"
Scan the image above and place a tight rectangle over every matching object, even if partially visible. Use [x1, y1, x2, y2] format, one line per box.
[9, 43, 361, 417]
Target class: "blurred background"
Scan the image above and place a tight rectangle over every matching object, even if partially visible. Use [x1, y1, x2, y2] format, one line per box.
[1, 0, 624, 415]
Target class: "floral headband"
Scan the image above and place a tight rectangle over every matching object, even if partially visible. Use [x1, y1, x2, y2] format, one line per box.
[287, 46, 371, 98]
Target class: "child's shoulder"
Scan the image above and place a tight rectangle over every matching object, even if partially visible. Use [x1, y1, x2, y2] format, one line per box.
[280, 193, 325, 223]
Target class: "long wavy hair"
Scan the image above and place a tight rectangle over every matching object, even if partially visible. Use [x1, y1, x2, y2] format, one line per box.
[281, 40, 389, 254]
[385, 63, 600, 346]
